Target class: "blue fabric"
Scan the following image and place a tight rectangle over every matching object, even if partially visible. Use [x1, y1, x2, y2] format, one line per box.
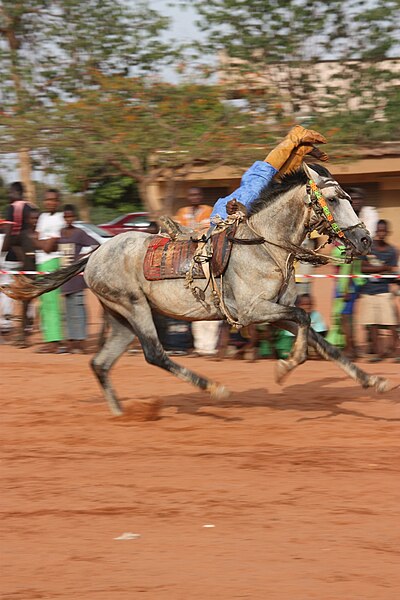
[310, 310, 327, 333]
[341, 292, 359, 315]
[284, 310, 327, 338]
[211, 161, 278, 220]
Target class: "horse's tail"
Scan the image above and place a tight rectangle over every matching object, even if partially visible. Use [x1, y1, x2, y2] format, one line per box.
[0, 252, 93, 301]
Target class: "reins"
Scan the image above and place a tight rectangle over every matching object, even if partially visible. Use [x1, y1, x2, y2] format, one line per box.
[228, 219, 339, 266]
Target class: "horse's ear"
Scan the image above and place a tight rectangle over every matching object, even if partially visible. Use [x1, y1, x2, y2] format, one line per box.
[302, 162, 321, 184]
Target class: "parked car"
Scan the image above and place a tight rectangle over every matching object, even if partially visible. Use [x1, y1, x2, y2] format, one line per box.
[72, 222, 114, 256]
[98, 212, 159, 236]
[74, 221, 114, 245]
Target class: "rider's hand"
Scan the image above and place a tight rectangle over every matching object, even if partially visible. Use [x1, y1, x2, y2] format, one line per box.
[226, 199, 240, 215]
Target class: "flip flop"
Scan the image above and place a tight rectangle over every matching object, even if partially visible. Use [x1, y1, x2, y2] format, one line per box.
[35, 346, 56, 354]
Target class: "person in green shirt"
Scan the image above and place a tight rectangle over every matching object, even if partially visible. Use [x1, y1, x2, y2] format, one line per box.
[326, 188, 366, 359]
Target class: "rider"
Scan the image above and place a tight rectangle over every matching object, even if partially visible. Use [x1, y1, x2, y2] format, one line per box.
[212, 125, 327, 220]
[163, 125, 328, 239]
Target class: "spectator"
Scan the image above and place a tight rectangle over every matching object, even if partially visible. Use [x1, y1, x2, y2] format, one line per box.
[326, 188, 366, 359]
[0, 182, 32, 333]
[13, 207, 40, 347]
[359, 219, 398, 362]
[297, 293, 327, 336]
[35, 188, 65, 353]
[357, 189, 379, 238]
[175, 187, 213, 230]
[174, 188, 220, 356]
[275, 293, 327, 359]
[59, 204, 99, 353]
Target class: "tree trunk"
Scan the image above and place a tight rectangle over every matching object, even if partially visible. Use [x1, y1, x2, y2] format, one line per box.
[163, 176, 176, 216]
[77, 193, 90, 222]
[139, 178, 163, 216]
[19, 149, 36, 204]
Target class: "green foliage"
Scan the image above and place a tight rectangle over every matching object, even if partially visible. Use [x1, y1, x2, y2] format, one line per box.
[189, 0, 399, 63]
[0, 0, 176, 209]
[0, 175, 8, 217]
[0, 0, 174, 152]
[0, 0, 399, 212]
[39, 76, 272, 209]
[186, 0, 400, 141]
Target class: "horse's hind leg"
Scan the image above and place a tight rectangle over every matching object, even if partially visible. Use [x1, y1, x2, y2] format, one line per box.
[91, 309, 135, 416]
[97, 307, 109, 350]
[125, 300, 229, 401]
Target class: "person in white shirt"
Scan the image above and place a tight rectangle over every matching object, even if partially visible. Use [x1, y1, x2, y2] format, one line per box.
[35, 189, 65, 353]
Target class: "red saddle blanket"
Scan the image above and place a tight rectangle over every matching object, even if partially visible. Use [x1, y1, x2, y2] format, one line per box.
[143, 225, 237, 281]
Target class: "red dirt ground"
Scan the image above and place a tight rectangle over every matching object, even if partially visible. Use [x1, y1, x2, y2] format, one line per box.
[1, 286, 400, 599]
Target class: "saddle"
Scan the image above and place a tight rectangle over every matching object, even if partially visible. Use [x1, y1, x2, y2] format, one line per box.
[143, 224, 237, 281]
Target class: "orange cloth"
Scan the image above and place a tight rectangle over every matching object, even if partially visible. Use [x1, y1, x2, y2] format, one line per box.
[174, 204, 212, 229]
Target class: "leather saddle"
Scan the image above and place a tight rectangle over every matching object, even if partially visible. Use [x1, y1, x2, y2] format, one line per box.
[143, 224, 237, 281]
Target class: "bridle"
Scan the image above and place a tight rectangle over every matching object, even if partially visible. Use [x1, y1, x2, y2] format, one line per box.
[227, 178, 364, 264]
[303, 179, 366, 261]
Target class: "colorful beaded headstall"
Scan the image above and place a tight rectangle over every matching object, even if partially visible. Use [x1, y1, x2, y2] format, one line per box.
[308, 179, 345, 239]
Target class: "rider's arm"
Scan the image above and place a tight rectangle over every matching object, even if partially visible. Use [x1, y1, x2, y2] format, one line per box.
[211, 161, 278, 220]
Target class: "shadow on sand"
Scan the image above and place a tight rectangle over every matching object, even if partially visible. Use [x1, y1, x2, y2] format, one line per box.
[160, 376, 400, 423]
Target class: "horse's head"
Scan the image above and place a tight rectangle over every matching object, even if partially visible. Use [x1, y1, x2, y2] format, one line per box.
[303, 163, 372, 257]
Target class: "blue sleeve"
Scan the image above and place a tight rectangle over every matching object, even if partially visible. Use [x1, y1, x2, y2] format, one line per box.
[211, 161, 278, 220]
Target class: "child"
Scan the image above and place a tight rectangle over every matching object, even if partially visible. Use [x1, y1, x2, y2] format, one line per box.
[59, 205, 98, 353]
[275, 294, 327, 359]
[296, 293, 327, 337]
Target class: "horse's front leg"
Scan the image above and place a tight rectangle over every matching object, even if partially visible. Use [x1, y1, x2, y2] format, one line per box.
[274, 320, 396, 394]
[240, 297, 310, 382]
[274, 307, 310, 383]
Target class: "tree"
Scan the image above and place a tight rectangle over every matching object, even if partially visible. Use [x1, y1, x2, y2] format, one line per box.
[0, 174, 8, 216]
[186, 0, 400, 144]
[0, 0, 173, 201]
[44, 75, 272, 214]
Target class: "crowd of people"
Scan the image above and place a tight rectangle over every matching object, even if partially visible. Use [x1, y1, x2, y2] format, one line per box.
[1, 184, 97, 353]
[164, 176, 399, 363]
[1, 169, 399, 362]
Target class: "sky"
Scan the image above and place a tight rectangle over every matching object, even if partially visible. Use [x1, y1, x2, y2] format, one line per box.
[131, 0, 204, 82]
[141, 1, 200, 45]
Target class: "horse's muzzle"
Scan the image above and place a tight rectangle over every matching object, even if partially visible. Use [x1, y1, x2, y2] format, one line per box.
[348, 226, 372, 256]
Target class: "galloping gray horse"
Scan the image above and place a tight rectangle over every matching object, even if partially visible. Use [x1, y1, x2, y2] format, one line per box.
[3, 163, 393, 415]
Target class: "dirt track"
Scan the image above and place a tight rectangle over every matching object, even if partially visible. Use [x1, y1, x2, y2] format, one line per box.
[1, 336, 400, 599]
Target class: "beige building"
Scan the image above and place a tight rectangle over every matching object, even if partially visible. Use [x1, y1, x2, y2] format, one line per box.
[149, 143, 400, 244]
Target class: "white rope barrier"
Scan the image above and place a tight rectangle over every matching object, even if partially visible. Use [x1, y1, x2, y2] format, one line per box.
[295, 274, 399, 280]
[1, 270, 399, 279]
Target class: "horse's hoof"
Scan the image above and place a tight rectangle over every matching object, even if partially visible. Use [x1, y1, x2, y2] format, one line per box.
[275, 359, 290, 384]
[209, 382, 230, 401]
[109, 403, 124, 417]
[369, 376, 395, 393]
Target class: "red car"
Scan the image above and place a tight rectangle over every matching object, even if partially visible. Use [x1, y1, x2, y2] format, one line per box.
[98, 212, 159, 236]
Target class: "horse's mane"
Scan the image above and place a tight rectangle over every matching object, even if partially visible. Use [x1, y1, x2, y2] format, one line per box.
[249, 163, 332, 215]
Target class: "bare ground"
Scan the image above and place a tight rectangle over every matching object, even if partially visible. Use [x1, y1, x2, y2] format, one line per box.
[1, 336, 399, 599]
